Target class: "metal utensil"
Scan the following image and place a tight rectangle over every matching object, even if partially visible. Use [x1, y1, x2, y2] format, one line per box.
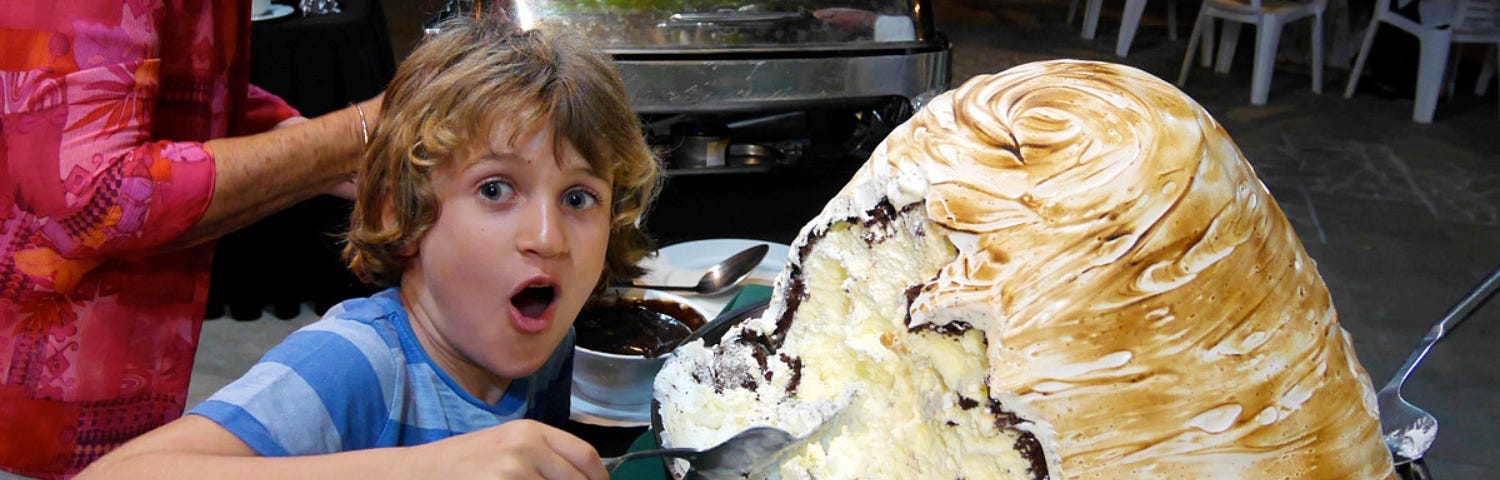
[637, 244, 771, 296]
[1379, 265, 1500, 465]
[673, 300, 770, 352]
[604, 426, 797, 479]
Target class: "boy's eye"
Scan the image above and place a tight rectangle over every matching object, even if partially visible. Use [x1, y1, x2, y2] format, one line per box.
[478, 179, 515, 202]
[562, 188, 600, 210]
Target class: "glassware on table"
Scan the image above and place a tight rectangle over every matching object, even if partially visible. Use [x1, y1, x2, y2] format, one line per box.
[300, 0, 340, 15]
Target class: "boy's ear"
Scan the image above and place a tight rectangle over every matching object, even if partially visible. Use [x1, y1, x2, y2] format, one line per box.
[397, 241, 419, 257]
[369, 194, 419, 257]
[380, 201, 421, 257]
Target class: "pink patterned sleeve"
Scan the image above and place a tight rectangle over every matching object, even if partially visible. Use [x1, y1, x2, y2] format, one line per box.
[2, 63, 218, 265]
[39, 140, 218, 260]
[233, 83, 302, 136]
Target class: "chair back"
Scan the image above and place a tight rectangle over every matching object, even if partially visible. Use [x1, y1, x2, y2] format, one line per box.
[1453, 0, 1500, 40]
[1206, 0, 1267, 14]
[1208, 0, 1323, 15]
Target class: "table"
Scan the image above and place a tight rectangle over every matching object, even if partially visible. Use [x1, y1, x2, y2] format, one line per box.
[246, 0, 395, 118]
[205, 0, 395, 320]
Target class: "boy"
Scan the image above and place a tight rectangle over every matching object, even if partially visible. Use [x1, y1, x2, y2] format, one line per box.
[76, 13, 661, 480]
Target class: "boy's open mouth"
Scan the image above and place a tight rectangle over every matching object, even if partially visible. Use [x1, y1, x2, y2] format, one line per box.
[512, 284, 557, 319]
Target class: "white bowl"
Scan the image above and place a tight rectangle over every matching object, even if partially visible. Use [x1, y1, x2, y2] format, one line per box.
[572, 287, 711, 412]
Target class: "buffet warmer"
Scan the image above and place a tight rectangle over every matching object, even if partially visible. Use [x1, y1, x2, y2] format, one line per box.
[440, 0, 951, 173]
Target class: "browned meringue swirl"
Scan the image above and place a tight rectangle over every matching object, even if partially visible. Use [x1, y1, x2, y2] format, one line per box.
[848, 60, 1396, 479]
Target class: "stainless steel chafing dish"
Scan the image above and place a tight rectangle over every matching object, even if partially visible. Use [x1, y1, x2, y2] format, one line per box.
[510, 0, 950, 116]
[432, 1, 950, 172]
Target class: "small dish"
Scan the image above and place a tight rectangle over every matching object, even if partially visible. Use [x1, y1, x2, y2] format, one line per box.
[252, 4, 294, 22]
[570, 287, 711, 424]
[638, 239, 789, 315]
[570, 392, 651, 427]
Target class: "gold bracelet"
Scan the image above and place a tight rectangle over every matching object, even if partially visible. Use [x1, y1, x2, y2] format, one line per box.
[350, 101, 369, 146]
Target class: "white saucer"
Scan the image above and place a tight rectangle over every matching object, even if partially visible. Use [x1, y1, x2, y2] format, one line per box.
[252, 4, 294, 22]
[570, 393, 650, 427]
[637, 238, 791, 316]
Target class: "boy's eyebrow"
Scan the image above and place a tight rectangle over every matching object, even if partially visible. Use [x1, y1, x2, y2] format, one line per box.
[463, 151, 515, 169]
[469, 149, 608, 180]
[567, 160, 610, 182]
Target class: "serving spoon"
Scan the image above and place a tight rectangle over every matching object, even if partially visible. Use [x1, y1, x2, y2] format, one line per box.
[1379, 265, 1499, 465]
[604, 426, 797, 479]
[636, 244, 771, 296]
[607, 403, 849, 478]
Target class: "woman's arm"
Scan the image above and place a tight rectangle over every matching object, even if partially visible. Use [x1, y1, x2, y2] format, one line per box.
[75, 415, 607, 480]
[167, 95, 381, 250]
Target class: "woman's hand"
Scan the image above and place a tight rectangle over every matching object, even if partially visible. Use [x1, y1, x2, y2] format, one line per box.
[325, 178, 358, 200]
[178, 93, 386, 248]
[410, 420, 607, 480]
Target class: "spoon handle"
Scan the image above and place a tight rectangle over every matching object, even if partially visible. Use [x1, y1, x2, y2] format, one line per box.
[1425, 266, 1500, 342]
[1383, 265, 1500, 391]
[606, 448, 700, 473]
[632, 284, 700, 293]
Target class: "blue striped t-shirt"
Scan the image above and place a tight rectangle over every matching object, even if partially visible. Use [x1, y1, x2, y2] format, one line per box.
[190, 288, 573, 456]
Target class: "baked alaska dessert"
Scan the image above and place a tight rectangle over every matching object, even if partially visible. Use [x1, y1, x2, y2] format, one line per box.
[653, 59, 1396, 480]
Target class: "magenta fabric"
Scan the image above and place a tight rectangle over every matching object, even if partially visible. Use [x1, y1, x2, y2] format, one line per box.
[0, 1, 298, 477]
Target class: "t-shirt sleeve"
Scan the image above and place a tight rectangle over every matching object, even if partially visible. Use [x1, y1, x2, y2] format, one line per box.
[189, 318, 399, 456]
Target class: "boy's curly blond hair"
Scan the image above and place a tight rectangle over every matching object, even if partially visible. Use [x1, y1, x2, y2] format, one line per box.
[344, 14, 662, 289]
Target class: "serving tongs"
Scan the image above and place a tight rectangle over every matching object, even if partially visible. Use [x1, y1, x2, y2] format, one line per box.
[1379, 265, 1499, 471]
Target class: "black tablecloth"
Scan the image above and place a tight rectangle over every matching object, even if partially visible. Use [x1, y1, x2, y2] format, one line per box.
[205, 0, 394, 320]
[248, 0, 396, 118]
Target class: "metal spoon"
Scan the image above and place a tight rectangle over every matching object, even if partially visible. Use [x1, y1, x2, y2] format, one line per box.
[1379, 265, 1500, 465]
[674, 300, 770, 351]
[609, 402, 850, 479]
[637, 244, 771, 295]
[604, 426, 797, 479]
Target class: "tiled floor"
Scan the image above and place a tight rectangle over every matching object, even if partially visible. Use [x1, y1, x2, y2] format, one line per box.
[191, 0, 1499, 478]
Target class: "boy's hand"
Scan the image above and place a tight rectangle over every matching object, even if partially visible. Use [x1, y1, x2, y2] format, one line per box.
[411, 419, 607, 480]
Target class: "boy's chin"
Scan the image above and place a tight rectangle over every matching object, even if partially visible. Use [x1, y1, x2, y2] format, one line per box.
[482, 355, 548, 381]
[494, 332, 569, 371]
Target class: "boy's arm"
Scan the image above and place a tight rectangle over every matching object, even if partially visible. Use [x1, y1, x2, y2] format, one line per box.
[76, 416, 606, 480]
[75, 415, 419, 479]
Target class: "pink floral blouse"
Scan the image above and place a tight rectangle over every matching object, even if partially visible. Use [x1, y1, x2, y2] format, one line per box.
[0, 1, 297, 477]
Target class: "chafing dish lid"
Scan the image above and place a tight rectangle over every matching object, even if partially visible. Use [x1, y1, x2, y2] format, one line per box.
[516, 0, 933, 52]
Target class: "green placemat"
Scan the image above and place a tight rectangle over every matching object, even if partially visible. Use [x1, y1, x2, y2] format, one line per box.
[613, 430, 670, 480]
[721, 284, 772, 316]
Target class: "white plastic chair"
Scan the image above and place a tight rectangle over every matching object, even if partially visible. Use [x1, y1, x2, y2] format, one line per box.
[1176, 0, 1327, 105]
[1076, 0, 1180, 57]
[1477, 45, 1498, 96]
[1343, 0, 1500, 123]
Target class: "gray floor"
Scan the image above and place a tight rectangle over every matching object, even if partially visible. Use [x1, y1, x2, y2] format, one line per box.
[191, 0, 1500, 477]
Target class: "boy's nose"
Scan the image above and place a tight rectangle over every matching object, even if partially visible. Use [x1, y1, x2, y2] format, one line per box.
[517, 200, 566, 258]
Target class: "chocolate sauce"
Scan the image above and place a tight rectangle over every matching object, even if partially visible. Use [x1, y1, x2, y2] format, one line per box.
[575, 297, 705, 358]
[780, 354, 804, 395]
[990, 399, 1051, 479]
[957, 394, 980, 410]
[860, 201, 900, 243]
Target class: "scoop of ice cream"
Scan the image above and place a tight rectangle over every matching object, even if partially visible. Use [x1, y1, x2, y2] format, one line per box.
[655, 59, 1396, 480]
